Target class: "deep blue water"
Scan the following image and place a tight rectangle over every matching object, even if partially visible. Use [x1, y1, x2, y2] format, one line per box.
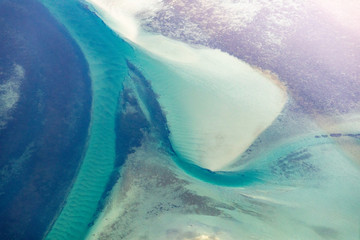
[2, 0, 360, 239]
[37, 0, 136, 239]
[0, 0, 91, 239]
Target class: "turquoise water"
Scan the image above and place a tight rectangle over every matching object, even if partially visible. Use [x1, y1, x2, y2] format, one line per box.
[120, 47, 359, 188]
[39, 1, 360, 239]
[39, 1, 134, 239]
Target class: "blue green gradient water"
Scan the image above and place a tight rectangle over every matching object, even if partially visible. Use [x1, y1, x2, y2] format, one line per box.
[39, 1, 134, 239]
[39, 1, 360, 239]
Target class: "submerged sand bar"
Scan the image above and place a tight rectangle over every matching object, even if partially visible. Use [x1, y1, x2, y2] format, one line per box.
[87, 0, 288, 171]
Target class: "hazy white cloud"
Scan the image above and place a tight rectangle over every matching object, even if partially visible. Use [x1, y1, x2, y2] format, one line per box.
[0, 64, 24, 130]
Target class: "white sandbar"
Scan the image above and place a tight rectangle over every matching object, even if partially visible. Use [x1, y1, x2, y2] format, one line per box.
[86, 0, 287, 170]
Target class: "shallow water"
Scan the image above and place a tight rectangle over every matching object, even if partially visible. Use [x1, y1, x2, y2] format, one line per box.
[39, 1, 134, 239]
[39, 0, 360, 239]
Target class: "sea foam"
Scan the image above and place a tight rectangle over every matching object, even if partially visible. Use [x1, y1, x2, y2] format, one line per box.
[86, 0, 288, 171]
